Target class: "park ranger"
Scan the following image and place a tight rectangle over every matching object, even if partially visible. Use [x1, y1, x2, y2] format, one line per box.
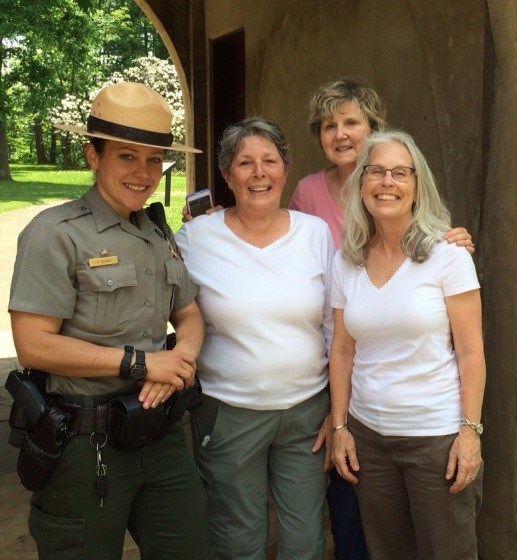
[8, 81, 214, 560]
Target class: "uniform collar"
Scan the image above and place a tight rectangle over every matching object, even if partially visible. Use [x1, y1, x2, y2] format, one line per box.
[83, 186, 155, 237]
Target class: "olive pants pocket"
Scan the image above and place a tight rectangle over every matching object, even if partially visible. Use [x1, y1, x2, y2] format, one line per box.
[29, 504, 86, 559]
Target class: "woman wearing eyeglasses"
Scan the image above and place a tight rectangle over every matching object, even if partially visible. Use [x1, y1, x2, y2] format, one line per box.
[290, 77, 475, 560]
[329, 130, 485, 560]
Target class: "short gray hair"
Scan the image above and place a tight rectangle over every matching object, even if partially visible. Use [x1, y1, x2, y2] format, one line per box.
[218, 117, 291, 172]
[308, 78, 387, 145]
[342, 129, 451, 266]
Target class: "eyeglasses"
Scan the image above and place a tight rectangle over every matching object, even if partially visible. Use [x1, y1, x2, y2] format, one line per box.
[363, 165, 416, 182]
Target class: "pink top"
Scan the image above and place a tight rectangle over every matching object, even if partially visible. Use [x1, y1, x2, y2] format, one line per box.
[289, 169, 343, 248]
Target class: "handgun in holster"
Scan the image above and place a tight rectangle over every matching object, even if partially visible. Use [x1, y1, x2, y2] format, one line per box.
[5, 368, 49, 447]
[5, 368, 70, 491]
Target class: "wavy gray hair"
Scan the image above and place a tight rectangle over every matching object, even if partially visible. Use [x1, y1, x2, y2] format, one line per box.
[218, 117, 291, 172]
[342, 129, 451, 266]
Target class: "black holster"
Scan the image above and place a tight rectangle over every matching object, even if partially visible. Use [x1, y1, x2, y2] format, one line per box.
[107, 394, 165, 451]
[106, 376, 203, 451]
[17, 408, 70, 492]
[5, 368, 69, 492]
[6, 368, 49, 447]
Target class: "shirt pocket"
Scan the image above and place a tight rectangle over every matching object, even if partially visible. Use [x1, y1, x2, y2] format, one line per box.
[162, 258, 182, 322]
[75, 263, 137, 335]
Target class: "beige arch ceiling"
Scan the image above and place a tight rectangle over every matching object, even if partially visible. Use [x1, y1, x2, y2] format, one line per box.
[134, 0, 196, 188]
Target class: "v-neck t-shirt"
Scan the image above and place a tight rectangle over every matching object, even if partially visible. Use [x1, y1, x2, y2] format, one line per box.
[175, 209, 334, 410]
[330, 241, 480, 436]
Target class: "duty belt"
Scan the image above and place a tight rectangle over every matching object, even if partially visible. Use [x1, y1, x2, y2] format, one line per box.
[54, 401, 109, 434]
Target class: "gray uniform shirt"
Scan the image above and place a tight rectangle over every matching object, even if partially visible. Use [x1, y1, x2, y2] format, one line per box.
[9, 186, 198, 395]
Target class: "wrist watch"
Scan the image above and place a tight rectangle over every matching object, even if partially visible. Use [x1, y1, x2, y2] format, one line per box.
[460, 418, 484, 436]
[129, 349, 147, 380]
[119, 345, 134, 380]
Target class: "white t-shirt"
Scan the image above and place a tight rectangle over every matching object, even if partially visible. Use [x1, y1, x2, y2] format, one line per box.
[176, 209, 334, 410]
[330, 241, 480, 436]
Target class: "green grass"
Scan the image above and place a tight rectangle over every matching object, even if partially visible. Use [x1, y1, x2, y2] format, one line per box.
[1, 164, 187, 232]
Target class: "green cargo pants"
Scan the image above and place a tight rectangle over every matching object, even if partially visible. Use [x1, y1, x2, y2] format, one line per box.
[191, 389, 330, 560]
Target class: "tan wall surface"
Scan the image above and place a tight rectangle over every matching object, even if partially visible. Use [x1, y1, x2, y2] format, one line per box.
[149, 0, 517, 557]
[204, 0, 486, 237]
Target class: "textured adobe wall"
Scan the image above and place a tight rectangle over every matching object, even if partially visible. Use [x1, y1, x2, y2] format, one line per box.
[203, 0, 485, 238]
[476, 2, 517, 558]
[135, 0, 200, 191]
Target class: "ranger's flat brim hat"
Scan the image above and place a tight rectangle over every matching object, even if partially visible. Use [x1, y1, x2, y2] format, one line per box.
[54, 81, 201, 153]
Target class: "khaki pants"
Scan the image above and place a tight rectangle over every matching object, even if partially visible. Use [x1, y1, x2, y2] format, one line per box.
[349, 415, 483, 560]
[29, 422, 214, 560]
[190, 390, 330, 560]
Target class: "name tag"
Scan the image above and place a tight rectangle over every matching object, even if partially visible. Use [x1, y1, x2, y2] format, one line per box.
[88, 256, 119, 267]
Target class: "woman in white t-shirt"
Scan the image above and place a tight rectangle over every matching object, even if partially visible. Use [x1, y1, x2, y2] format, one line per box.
[176, 117, 334, 560]
[329, 129, 485, 560]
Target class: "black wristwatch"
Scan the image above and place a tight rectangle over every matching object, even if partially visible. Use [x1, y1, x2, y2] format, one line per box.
[119, 345, 134, 380]
[129, 349, 147, 380]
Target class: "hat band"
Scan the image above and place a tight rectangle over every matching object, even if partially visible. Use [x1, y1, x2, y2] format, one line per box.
[87, 115, 173, 147]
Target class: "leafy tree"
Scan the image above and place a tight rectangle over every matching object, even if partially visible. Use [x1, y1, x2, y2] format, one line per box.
[0, 0, 27, 179]
[1, 0, 181, 177]
[2, 0, 100, 172]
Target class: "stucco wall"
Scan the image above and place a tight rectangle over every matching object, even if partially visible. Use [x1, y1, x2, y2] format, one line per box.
[476, 2, 517, 559]
[203, 0, 486, 238]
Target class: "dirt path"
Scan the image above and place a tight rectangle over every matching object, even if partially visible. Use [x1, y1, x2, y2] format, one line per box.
[0, 203, 67, 359]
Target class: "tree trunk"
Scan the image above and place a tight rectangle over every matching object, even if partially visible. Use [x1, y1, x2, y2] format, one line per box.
[0, 120, 11, 180]
[34, 120, 48, 164]
[61, 135, 73, 169]
[49, 129, 57, 164]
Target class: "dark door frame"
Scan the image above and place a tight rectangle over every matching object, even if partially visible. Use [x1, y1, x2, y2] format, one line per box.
[210, 29, 245, 207]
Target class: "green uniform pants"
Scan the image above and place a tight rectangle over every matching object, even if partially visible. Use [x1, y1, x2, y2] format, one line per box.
[29, 422, 214, 560]
[191, 389, 330, 560]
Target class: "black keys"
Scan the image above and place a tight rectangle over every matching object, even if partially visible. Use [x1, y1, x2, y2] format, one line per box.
[95, 442, 108, 507]
[95, 468, 108, 507]
[90, 435, 108, 508]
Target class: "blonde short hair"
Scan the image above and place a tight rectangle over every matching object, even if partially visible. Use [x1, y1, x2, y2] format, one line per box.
[308, 78, 387, 145]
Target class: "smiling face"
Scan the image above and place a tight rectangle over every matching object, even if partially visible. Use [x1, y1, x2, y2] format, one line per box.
[85, 140, 164, 219]
[221, 135, 288, 215]
[360, 141, 417, 226]
[319, 101, 371, 171]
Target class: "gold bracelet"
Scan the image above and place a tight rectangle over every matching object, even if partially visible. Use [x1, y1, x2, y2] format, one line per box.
[331, 423, 348, 432]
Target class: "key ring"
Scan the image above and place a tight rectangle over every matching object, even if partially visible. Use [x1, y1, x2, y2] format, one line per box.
[89, 432, 107, 449]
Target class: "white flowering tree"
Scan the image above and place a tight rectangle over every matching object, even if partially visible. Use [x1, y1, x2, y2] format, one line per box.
[52, 56, 186, 170]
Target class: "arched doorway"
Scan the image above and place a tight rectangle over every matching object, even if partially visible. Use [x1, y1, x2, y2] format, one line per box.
[134, 0, 197, 194]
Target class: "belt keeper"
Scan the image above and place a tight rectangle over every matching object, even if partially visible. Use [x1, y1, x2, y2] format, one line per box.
[94, 404, 107, 434]
[62, 402, 83, 433]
